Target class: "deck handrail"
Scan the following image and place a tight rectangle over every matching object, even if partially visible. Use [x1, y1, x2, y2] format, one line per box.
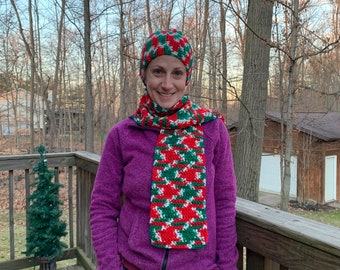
[0, 151, 339, 270]
[236, 197, 340, 269]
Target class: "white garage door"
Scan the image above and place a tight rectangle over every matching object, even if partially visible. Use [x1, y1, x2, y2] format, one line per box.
[325, 155, 337, 203]
[260, 154, 297, 198]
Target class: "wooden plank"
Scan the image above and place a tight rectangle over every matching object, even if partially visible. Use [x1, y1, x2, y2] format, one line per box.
[0, 152, 76, 170]
[25, 169, 30, 242]
[237, 244, 244, 270]
[75, 248, 96, 270]
[68, 166, 75, 248]
[59, 266, 85, 270]
[246, 249, 264, 270]
[74, 151, 99, 175]
[237, 210, 340, 269]
[9, 170, 15, 260]
[75, 162, 99, 176]
[236, 198, 340, 257]
[74, 151, 100, 164]
[264, 258, 285, 270]
[0, 248, 78, 270]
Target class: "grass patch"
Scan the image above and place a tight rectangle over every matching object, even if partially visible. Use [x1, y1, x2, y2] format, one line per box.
[0, 210, 27, 261]
[289, 207, 340, 228]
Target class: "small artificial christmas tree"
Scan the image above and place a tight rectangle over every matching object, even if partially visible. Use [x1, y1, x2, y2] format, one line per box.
[24, 145, 68, 269]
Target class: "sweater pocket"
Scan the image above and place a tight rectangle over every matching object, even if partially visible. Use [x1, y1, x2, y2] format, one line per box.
[118, 207, 167, 269]
[125, 209, 156, 260]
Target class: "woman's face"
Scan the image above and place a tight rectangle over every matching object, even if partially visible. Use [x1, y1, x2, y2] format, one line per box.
[144, 55, 187, 109]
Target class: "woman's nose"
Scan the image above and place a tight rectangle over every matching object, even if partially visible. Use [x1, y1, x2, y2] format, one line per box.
[161, 74, 173, 89]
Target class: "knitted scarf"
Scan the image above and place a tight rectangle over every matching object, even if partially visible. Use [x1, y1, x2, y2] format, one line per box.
[134, 93, 224, 249]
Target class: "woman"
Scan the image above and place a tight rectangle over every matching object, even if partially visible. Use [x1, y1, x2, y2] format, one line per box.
[90, 28, 238, 270]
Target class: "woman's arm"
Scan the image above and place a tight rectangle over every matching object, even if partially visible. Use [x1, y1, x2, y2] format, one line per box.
[90, 126, 124, 269]
[214, 120, 238, 269]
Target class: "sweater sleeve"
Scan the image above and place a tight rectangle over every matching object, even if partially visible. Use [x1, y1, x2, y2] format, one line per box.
[90, 126, 123, 270]
[214, 119, 238, 269]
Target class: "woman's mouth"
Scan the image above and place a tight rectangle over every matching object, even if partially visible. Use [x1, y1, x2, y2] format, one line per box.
[158, 91, 175, 97]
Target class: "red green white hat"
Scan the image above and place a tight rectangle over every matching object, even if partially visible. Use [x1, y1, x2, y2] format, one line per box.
[139, 29, 194, 86]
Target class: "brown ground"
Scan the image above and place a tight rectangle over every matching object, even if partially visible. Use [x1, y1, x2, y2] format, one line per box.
[0, 168, 75, 211]
[289, 200, 337, 212]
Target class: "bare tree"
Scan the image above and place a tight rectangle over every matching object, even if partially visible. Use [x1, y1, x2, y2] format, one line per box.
[164, 0, 175, 29]
[234, 0, 274, 202]
[219, 0, 228, 116]
[1, 9, 19, 152]
[27, 0, 35, 153]
[118, 0, 126, 121]
[195, 0, 210, 103]
[269, 0, 340, 209]
[229, 0, 247, 62]
[279, 0, 299, 211]
[44, 0, 66, 152]
[146, 0, 153, 35]
[10, 0, 37, 153]
[2, 0, 339, 157]
[84, 0, 94, 152]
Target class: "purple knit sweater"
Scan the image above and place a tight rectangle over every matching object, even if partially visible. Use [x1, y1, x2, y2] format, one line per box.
[90, 117, 238, 270]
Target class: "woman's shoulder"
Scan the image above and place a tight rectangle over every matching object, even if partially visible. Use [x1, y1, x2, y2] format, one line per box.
[105, 117, 137, 139]
[203, 118, 230, 142]
[107, 116, 159, 139]
[113, 116, 135, 128]
[203, 117, 227, 132]
[108, 116, 137, 131]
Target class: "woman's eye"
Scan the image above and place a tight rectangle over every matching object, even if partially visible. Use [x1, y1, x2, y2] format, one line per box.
[173, 70, 185, 77]
[152, 68, 163, 75]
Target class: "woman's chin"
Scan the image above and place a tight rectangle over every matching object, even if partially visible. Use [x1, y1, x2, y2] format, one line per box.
[155, 96, 178, 109]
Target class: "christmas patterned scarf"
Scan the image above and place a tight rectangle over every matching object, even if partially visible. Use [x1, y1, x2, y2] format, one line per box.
[134, 93, 224, 249]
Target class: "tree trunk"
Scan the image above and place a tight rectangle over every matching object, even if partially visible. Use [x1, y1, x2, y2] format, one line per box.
[196, 0, 209, 102]
[84, 0, 94, 152]
[281, 0, 299, 211]
[46, 0, 66, 152]
[145, 0, 153, 35]
[28, 0, 35, 153]
[39, 259, 56, 270]
[234, 0, 274, 202]
[118, 0, 126, 121]
[219, 0, 227, 116]
[165, 0, 175, 29]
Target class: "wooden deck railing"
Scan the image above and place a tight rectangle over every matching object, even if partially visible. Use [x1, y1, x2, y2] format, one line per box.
[236, 198, 340, 270]
[0, 151, 339, 270]
[0, 151, 99, 270]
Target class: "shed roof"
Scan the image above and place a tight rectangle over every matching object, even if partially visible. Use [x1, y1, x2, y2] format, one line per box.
[266, 112, 340, 142]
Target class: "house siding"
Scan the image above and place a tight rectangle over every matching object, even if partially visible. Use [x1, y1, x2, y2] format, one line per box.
[0, 89, 44, 136]
[229, 118, 340, 204]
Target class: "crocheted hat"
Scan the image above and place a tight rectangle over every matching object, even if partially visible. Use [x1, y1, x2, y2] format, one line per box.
[139, 29, 194, 86]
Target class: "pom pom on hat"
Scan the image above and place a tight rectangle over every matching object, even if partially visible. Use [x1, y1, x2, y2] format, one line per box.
[139, 29, 194, 86]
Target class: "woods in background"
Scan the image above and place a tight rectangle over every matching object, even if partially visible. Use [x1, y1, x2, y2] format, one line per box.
[0, 0, 338, 153]
[0, 1, 339, 205]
